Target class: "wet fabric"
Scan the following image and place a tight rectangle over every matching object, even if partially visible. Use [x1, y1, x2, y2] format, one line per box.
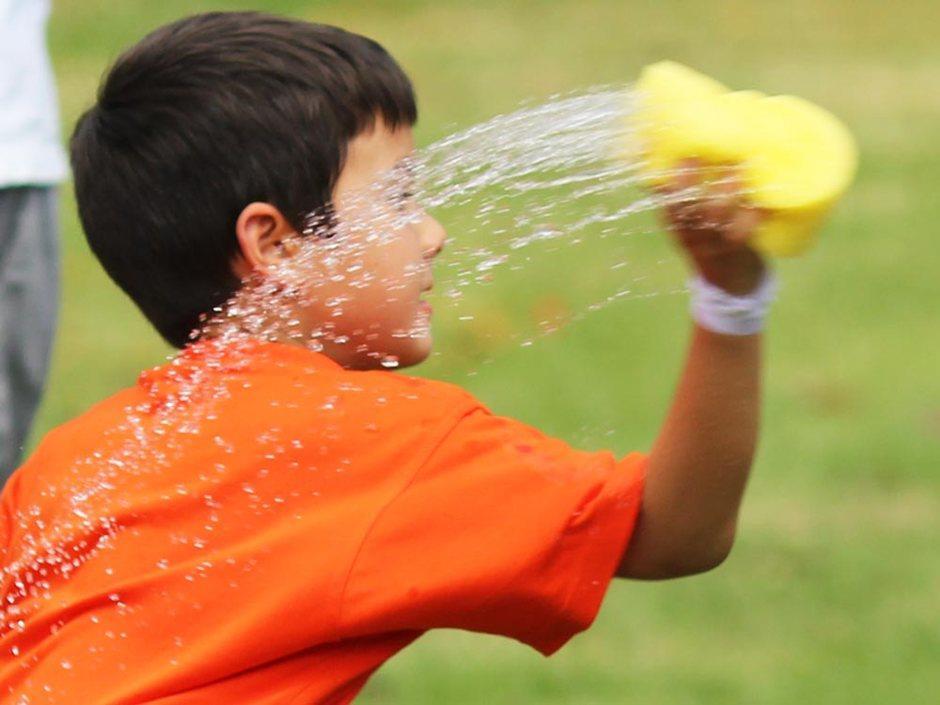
[0, 186, 59, 485]
[0, 341, 645, 704]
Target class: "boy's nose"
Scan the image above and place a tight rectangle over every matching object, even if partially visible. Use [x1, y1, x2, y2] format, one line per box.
[420, 214, 446, 259]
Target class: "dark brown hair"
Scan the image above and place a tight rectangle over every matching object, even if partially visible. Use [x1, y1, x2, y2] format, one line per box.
[70, 12, 417, 347]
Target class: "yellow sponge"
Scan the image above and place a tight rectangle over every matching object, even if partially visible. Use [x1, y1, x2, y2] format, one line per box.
[633, 61, 857, 256]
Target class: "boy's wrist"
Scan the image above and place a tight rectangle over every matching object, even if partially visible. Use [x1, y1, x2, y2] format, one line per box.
[690, 248, 766, 296]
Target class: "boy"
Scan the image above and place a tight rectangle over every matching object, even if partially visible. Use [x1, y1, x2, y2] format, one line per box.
[0, 12, 772, 704]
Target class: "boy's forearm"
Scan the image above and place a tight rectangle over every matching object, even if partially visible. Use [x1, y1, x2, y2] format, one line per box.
[618, 324, 761, 579]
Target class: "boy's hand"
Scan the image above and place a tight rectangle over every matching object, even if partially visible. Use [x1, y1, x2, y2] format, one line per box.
[661, 158, 767, 296]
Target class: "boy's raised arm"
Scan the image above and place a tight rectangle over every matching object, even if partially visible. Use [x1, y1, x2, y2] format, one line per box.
[618, 163, 769, 580]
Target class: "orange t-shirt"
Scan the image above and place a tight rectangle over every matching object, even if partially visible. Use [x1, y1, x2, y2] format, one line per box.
[0, 341, 646, 704]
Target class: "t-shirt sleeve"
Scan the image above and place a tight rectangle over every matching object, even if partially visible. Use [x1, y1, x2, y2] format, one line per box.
[338, 406, 647, 655]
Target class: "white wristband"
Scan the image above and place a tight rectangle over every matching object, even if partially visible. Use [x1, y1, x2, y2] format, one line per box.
[689, 269, 777, 336]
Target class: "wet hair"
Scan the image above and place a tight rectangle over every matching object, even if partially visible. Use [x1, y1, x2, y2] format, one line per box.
[70, 12, 417, 348]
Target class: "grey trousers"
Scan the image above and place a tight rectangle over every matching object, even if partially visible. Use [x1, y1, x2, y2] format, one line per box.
[0, 187, 59, 486]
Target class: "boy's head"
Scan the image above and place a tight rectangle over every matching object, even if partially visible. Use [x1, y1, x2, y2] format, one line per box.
[71, 12, 446, 368]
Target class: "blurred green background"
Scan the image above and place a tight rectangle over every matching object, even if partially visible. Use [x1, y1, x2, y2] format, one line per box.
[38, 1, 939, 702]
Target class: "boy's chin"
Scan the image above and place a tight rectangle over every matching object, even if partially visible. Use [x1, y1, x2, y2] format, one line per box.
[392, 335, 433, 369]
[318, 331, 432, 370]
[342, 335, 433, 371]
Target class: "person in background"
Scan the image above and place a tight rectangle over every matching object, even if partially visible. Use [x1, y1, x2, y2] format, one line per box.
[0, 0, 65, 484]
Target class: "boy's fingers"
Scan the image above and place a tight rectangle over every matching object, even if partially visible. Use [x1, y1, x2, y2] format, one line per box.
[667, 201, 705, 231]
[707, 164, 742, 211]
[671, 157, 703, 193]
[709, 166, 762, 244]
[673, 160, 746, 229]
[665, 160, 704, 227]
[713, 166, 742, 199]
[662, 160, 763, 241]
[726, 205, 764, 244]
[701, 188, 738, 231]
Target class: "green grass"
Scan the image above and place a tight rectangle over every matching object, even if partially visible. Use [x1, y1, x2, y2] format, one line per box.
[36, 1, 940, 702]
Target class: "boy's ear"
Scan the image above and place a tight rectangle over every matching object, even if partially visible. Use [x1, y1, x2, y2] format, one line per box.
[233, 202, 299, 275]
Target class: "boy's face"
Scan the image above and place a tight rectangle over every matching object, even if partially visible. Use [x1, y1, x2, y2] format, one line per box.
[285, 119, 446, 370]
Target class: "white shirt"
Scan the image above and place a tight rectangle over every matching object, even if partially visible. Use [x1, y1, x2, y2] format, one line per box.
[0, 0, 67, 187]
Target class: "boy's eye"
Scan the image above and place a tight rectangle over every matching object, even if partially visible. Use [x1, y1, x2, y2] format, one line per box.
[388, 159, 420, 212]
